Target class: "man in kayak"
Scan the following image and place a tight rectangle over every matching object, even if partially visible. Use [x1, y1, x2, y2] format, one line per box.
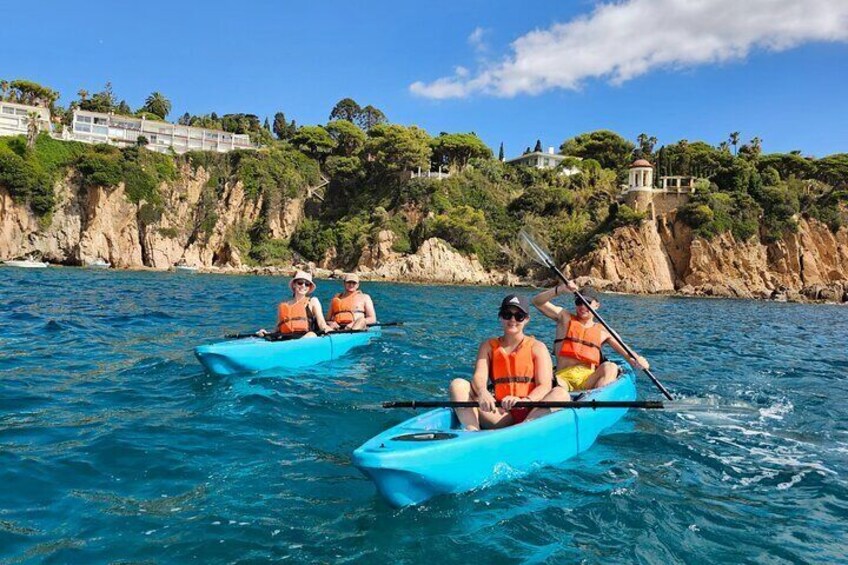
[326, 273, 377, 331]
[448, 294, 555, 431]
[531, 283, 649, 391]
[257, 271, 329, 338]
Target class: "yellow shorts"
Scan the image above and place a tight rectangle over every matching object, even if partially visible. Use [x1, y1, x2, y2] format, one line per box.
[555, 364, 596, 391]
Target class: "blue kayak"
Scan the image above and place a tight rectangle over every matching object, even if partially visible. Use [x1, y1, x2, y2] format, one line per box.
[353, 367, 636, 507]
[194, 327, 382, 376]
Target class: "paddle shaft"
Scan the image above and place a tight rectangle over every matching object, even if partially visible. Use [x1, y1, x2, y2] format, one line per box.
[523, 235, 674, 401]
[383, 400, 664, 409]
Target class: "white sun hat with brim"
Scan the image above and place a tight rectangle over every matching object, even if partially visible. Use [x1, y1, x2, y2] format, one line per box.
[289, 270, 316, 293]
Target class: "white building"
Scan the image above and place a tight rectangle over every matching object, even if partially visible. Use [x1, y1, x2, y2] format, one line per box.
[64, 110, 255, 154]
[0, 101, 51, 137]
[505, 146, 580, 174]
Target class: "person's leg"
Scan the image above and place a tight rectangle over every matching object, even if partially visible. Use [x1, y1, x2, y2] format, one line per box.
[478, 408, 513, 429]
[449, 379, 480, 431]
[448, 379, 513, 430]
[301, 331, 318, 339]
[350, 317, 368, 330]
[524, 387, 571, 422]
[585, 362, 620, 389]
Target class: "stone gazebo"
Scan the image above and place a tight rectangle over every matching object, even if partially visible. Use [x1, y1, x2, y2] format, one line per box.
[621, 159, 695, 220]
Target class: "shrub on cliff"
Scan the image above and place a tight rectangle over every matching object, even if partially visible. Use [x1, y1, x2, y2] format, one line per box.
[422, 205, 499, 268]
[680, 191, 761, 241]
[757, 185, 800, 241]
[608, 204, 647, 228]
[249, 238, 292, 266]
[290, 218, 336, 262]
[0, 134, 89, 216]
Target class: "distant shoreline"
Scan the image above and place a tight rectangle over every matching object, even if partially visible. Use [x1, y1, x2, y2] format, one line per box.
[9, 262, 845, 306]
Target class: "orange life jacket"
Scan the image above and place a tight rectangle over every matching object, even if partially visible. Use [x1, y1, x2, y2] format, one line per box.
[557, 315, 604, 367]
[329, 291, 364, 326]
[277, 297, 311, 334]
[488, 336, 537, 401]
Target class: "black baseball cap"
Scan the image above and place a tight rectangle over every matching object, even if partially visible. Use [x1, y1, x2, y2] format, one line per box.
[500, 294, 530, 315]
[576, 286, 600, 304]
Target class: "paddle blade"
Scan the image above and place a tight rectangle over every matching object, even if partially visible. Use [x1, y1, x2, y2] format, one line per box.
[518, 229, 555, 268]
[664, 398, 760, 416]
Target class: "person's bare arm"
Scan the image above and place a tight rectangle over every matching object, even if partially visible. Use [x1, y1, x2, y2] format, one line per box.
[532, 281, 578, 320]
[605, 333, 650, 370]
[363, 294, 377, 325]
[471, 341, 496, 412]
[326, 300, 339, 330]
[310, 298, 329, 333]
[527, 341, 553, 401]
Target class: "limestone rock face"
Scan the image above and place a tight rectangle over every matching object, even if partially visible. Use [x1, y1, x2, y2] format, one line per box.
[357, 235, 517, 285]
[568, 212, 848, 302]
[268, 197, 304, 240]
[357, 230, 402, 270]
[0, 165, 301, 270]
[78, 183, 143, 267]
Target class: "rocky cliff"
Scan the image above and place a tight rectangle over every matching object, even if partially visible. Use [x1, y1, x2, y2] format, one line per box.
[566, 212, 848, 303]
[4, 173, 846, 300]
[0, 173, 513, 285]
[356, 229, 517, 285]
[1, 165, 264, 268]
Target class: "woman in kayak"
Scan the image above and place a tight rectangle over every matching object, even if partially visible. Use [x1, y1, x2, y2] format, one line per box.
[448, 294, 556, 431]
[257, 271, 330, 338]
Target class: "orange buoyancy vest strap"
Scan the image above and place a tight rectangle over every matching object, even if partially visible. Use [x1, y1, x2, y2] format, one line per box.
[488, 336, 537, 401]
[277, 297, 311, 334]
[557, 315, 603, 367]
[329, 291, 364, 325]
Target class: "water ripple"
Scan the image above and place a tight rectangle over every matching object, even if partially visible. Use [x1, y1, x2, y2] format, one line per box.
[1, 268, 847, 562]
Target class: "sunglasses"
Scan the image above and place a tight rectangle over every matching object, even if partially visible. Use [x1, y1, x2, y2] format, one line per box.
[574, 298, 595, 307]
[293, 280, 311, 287]
[499, 310, 528, 322]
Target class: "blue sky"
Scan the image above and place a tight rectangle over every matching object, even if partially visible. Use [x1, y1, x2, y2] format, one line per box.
[4, 0, 848, 157]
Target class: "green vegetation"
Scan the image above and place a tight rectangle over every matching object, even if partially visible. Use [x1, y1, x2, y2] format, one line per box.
[2, 80, 847, 273]
[0, 134, 87, 215]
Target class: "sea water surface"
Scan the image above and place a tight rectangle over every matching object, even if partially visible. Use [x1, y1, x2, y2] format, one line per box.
[1, 267, 847, 563]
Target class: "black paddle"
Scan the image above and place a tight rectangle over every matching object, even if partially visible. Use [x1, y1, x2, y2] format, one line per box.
[380, 399, 757, 414]
[383, 400, 664, 409]
[518, 229, 674, 401]
[225, 321, 403, 340]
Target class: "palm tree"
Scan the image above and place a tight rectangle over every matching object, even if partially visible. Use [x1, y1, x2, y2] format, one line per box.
[718, 141, 730, 153]
[143, 91, 172, 120]
[729, 132, 740, 156]
[751, 136, 762, 156]
[0, 80, 8, 101]
[26, 112, 40, 149]
[77, 88, 89, 102]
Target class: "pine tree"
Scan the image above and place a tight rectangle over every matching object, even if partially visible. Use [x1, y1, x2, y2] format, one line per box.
[498, 142, 504, 161]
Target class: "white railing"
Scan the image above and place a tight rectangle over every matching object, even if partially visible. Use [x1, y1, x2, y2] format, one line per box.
[409, 168, 451, 180]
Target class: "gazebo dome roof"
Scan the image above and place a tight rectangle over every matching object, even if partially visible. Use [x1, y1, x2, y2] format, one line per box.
[630, 159, 653, 168]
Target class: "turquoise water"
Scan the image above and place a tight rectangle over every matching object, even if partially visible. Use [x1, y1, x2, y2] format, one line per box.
[2, 267, 847, 563]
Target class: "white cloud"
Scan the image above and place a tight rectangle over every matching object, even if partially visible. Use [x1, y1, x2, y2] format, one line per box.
[468, 27, 488, 53]
[410, 0, 848, 99]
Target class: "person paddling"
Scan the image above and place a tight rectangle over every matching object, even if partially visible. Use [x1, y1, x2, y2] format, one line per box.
[326, 273, 377, 331]
[531, 283, 649, 391]
[258, 271, 329, 338]
[448, 295, 557, 431]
